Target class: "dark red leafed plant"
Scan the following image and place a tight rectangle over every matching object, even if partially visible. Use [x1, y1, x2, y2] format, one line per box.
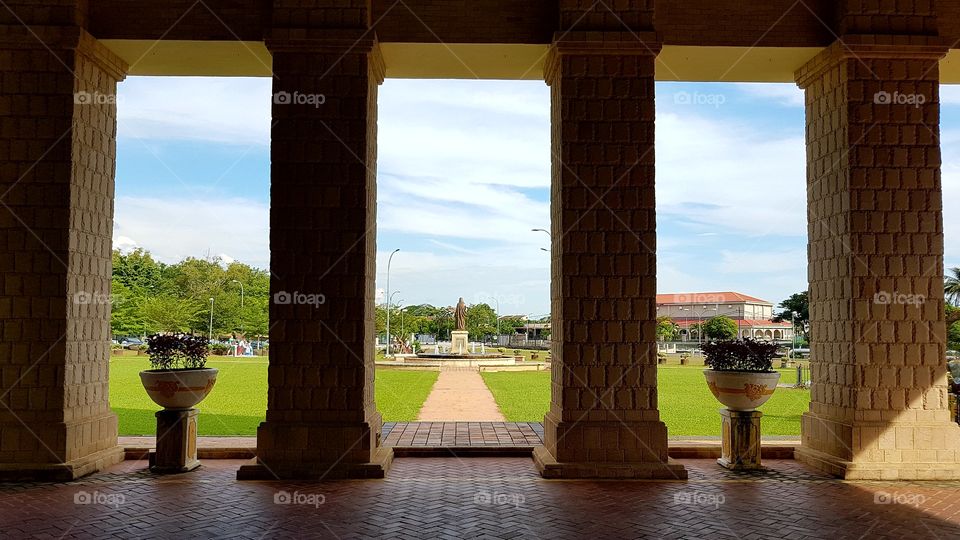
[146, 333, 209, 370]
[702, 338, 778, 373]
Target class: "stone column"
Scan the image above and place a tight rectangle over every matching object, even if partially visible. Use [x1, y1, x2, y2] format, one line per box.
[532, 34, 685, 480]
[237, 33, 391, 480]
[795, 38, 960, 480]
[0, 27, 127, 480]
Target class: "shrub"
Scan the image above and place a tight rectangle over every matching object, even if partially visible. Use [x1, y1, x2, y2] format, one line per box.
[209, 343, 232, 356]
[146, 333, 209, 370]
[702, 338, 778, 373]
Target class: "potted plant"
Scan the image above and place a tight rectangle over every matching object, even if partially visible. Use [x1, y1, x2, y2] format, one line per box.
[679, 352, 690, 366]
[657, 352, 667, 365]
[702, 338, 780, 411]
[140, 333, 218, 410]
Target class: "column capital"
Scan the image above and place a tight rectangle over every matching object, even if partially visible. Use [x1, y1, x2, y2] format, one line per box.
[795, 35, 948, 89]
[0, 26, 127, 81]
[544, 31, 661, 85]
[265, 28, 384, 84]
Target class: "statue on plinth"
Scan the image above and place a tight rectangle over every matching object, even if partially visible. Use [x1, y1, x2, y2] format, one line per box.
[454, 297, 467, 331]
[451, 297, 469, 355]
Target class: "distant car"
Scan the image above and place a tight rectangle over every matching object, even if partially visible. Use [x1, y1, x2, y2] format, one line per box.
[118, 337, 143, 350]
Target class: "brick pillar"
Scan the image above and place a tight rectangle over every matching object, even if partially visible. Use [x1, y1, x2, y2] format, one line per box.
[531, 35, 685, 480]
[237, 34, 391, 480]
[795, 38, 960, 480]
[0, 27, 127, 480]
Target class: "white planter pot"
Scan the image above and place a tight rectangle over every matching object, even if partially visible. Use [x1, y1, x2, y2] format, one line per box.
[703, 370, 780, 411]
[140, 368, 219, 410]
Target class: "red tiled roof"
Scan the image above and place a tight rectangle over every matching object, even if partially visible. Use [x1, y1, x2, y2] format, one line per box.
[672, 318, 792, 328]
[656, 292, 771, 305]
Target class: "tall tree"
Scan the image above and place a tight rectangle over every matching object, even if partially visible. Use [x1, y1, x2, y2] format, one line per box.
[946, 267, 960, 306]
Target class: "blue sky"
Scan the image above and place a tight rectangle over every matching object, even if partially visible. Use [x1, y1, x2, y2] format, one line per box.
[113, 77, 960, 316]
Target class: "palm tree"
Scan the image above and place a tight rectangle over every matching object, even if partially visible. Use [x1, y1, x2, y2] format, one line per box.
[947, 267, 960, 306]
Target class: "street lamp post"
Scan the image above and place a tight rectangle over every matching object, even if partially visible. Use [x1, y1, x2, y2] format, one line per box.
[680, 305, 716, 345]
[532, 228, 551, 252]
[385, 248, 400, 357]
[790, 311, 797, 351]
[208, 297, 215, 342]
[231, 279, 244, 334]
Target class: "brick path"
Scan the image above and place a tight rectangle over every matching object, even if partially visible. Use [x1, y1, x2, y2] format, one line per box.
[416, 370, 505, 421]
[2, 458, 959, 538]
[382, 422, 543, 449]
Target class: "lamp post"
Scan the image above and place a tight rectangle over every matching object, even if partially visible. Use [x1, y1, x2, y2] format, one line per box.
[790, 311, 797, 351]
[532, 228, 550, 252]
[208, 297, 215, 342]
[680, 305, 716, 345]
[231, 279, 244, 334]
[385, 248, 400, 357]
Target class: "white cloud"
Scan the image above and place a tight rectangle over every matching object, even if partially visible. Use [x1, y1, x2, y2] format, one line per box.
[113, 196, 269, 269]
[656, 111, 807, 237]
[117, 77, 271, 146]
[736, 83, 805, 107]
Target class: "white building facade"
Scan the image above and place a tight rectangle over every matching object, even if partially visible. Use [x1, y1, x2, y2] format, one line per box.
[656, 292, 795, 343]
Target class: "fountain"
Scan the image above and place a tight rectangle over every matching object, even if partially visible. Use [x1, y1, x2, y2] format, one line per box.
[407, 297, 518, 366]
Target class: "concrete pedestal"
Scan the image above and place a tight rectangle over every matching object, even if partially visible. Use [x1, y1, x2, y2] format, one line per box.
[450, 330, 469, 355]
[151, 408, 200, 474]
[718, 409, 763, 470]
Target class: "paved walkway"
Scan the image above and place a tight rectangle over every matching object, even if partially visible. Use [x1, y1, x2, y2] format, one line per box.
[416, 369, 505, 421]
[382, 422, 543, 448]
[2, 458, 959, 538]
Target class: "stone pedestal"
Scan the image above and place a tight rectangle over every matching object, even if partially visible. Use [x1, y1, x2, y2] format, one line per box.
[718, 409, 763, 471]
[450, 331, 469, 355]
[151, 409, 199, 474]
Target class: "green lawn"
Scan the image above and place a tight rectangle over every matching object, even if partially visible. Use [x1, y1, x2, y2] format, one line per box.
[481, 366, 809, 436]
[110, 357, 438, 436]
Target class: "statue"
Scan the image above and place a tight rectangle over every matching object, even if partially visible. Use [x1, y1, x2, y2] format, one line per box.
[454, 297, 467, 331]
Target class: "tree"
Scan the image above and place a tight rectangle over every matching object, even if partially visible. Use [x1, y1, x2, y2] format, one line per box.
[703, 316, 737, 340]
[773, 291, 809, 339]
[110, 279, 144, 337]
[141, 295, 203, 333]
[466, 303, 496, 340]
[949, 321, 960, 352]
[946, 267, 960, 306]
[656, 316, 678, 342]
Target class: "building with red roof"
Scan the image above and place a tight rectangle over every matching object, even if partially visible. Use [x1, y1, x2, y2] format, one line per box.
[656, 292, 795, 343]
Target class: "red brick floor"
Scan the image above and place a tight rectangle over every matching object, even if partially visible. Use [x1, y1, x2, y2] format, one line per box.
[2, 458, 959, 538]
[381, 422, 544, 447]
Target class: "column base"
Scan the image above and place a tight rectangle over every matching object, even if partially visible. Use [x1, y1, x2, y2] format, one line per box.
[533, 446, 688, 479]
[795, 445, 960, 480]
[237, 446, 393, 480]
[0, 445, 124, 482]
[798, 411, 960, 480]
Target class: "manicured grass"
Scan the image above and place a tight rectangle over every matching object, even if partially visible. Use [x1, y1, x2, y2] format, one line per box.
[110, 357, 438, 436]
[481, 366, 810, 436]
